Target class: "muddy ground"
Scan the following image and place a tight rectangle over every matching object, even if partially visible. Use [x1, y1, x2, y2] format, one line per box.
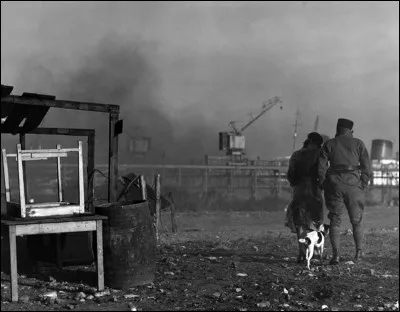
[1, 206, 399, 311]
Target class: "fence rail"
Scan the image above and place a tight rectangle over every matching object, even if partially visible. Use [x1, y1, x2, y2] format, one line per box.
[2, 162, 398, 203]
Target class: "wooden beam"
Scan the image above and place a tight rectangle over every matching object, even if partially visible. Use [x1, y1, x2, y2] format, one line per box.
[140, 175, 147, 201]
[19, 134, 28, 202]
[26, 204, 83, 218]
[154, 174, 161, 241]
[1, 215, 107, 226]
[9, 225, 18, 302]
[96, 220, 104, 291]
[118, 163, 286, 171]
[108, 112, 119, 203]
[21, 152, 68, 160]
[15, 220, 97, 236]
[78, 141, 85, 212]
[2, 95, 119, 113]
[16, 144, 26, 218]
[14, 127, 95, 136]
[56, 144, 63, 202]
[20, 148, 78, 154]
[2, 148, 11, 202]
[26, 202, 71, 208]
[87, 131, 95, 212]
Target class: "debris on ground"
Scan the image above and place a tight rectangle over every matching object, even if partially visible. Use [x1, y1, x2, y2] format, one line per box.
[1, 230, 398, 311]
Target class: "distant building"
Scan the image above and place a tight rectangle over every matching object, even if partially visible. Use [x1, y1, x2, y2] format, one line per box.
[371, 159, 399, 187]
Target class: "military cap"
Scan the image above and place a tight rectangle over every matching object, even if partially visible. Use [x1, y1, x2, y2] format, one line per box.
[337, 118, 354, 130]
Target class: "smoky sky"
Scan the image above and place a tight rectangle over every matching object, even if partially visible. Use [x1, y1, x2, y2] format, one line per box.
[1, 1, 399, 162]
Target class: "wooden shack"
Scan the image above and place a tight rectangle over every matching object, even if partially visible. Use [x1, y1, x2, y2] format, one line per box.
[1, 84, 122, 207]
[1, 84, 122, 270]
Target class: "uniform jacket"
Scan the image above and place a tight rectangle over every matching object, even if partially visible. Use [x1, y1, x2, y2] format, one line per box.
[318, 132, 372, 189]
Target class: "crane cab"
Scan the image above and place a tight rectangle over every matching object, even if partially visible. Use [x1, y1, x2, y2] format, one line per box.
[219, 132, 245, 154]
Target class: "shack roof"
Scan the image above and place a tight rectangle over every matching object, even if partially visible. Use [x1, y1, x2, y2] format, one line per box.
[1, 84, 119, 135]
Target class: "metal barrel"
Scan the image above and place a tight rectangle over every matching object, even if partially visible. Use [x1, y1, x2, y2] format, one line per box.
[95, 200, 156, 289]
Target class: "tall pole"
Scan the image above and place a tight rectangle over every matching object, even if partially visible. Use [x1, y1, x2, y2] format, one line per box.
[292, 106, 300, 153]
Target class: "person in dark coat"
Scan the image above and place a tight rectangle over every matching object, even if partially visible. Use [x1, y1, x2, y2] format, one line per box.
[318, 118, 372, 264]
[287, 132, 325, 263]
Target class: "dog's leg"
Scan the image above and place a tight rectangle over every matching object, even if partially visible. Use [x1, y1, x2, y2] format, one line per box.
[307, 247, 314, 270]
[320, 245, 324, 265]
[306, 248, 311, 270]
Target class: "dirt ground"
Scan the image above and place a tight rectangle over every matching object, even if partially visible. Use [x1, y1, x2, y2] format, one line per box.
[1, 205, 399, 311]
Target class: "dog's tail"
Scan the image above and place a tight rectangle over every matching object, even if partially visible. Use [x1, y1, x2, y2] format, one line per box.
[298, 237, 311, 245]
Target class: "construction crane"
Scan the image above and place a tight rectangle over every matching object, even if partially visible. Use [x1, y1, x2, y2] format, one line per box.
[219, 96, 283, 161]
[312, 114, 330, 143]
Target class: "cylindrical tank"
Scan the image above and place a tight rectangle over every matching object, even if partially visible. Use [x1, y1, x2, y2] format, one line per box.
[95, 201, 156, 289]
[371, 139, 393, 160]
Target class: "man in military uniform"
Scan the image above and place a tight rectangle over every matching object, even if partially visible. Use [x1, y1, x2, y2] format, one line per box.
[318, 118, 372, 264]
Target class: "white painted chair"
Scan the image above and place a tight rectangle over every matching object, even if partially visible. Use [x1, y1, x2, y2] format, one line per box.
[1, 141, 85, 218]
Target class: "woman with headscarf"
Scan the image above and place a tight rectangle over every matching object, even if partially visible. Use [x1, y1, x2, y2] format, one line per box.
[286, 132, 325, 263]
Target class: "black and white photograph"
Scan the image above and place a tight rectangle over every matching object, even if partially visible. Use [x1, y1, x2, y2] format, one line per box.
[1, 1, 399, 311]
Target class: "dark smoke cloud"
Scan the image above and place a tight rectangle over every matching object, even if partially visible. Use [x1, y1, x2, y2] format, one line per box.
[1, 2, 398, 161]
[4, 35, 219, 164]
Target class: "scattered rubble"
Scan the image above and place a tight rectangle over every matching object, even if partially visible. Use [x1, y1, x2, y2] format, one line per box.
[19, 295, 29, 303]
[0, 233, 398, 311]
[257, 301, 271, 308]
[124, 294, 140, 299]
[94, 290, 111, 297]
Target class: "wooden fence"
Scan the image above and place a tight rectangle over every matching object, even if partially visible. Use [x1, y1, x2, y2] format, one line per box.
[1, 163, 290, 202]
[2, 162, 398, 204]
[101, 164, 291, 200]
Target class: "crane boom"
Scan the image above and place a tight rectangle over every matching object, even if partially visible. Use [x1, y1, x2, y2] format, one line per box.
[229, 96, 282, 134]
[313, 115, 319, 132]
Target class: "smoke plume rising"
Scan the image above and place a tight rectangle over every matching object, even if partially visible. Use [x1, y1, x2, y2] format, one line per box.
[1, 2, 399, 162]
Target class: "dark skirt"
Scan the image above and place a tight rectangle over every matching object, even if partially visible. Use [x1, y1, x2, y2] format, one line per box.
[290, 179, 323, 230]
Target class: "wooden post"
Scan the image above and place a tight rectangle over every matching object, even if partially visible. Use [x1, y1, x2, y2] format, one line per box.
[87, 131, 95, 212]
[9, 225, 18, 302]
[203, 168, 208, 194]
[56, 144, 63, 202]
[2, 149, 11, 202]
[252, 169, 257, 200]
[228, 169, 233, 193]
[154, 174, 161, 241]
[226, 169, 230, 193]
[108, 112, 119, 203]
[178, 168, 182, 187]
[169, 194, 177, 233]
[56, 143, 64, 272]
[16, 144, 26, 218]
[19, 134, 28, 202]
[96, 220, 104, 291]
[78, 141, 85, 213]
[140, 175, 147, 201]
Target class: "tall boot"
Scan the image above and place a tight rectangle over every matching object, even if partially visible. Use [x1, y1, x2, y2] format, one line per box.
[329, 226, 340, 265]
[353, 225, 363, 261]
